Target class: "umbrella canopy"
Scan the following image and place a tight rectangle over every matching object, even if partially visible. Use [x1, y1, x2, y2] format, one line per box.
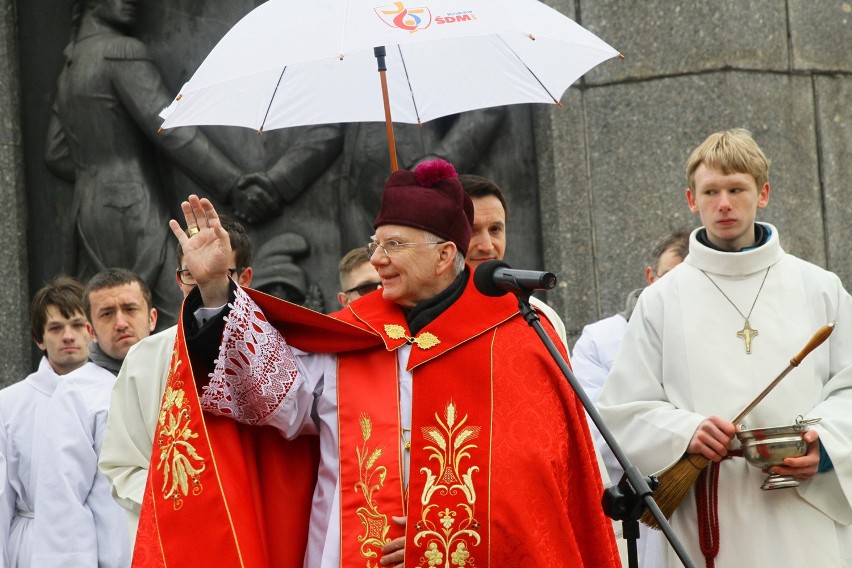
[160, 0, 619, 131]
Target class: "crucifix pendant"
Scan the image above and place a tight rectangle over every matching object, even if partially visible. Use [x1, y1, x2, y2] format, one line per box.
[736, 319, 758, 354]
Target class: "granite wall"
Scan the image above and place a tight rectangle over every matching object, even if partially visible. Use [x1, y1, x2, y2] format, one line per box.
[0, 0, 29, 386]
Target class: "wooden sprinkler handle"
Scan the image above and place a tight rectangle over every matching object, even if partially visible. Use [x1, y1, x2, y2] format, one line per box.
[733, 321, 835, 425]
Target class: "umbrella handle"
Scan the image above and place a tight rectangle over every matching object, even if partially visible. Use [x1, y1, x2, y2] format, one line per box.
[374, 46, 399, 172]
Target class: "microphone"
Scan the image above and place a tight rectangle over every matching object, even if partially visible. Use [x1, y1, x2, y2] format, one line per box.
[473, 260, 557, 297]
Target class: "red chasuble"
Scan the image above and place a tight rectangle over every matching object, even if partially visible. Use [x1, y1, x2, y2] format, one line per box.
[333, 275, 620, 567]
[135, 277, 619, 567]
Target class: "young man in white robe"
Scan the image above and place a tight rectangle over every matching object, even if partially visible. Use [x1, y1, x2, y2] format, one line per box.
[598, 128, 852, 567]
[31, 269, 158, 567]
[0, 277, 93, 566]
[98, 218, 252, 545]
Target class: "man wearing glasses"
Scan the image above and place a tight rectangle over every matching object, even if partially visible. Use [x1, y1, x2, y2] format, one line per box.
[98, 216, 252, 546]
[139, 159, 620, 567]
[336, 247, 382, 307]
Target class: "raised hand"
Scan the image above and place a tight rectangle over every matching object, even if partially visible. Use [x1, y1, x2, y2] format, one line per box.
[168, 195, 232, 307]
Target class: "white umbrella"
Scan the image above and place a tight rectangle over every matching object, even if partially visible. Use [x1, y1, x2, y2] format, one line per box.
[160, 0, 620, 169]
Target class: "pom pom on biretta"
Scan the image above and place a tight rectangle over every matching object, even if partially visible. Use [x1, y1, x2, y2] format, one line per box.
[373, 158, 474, 255]
[414, 159, 457, 188]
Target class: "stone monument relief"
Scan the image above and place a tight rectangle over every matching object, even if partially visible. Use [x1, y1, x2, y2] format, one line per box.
[24, 0, 542, 327]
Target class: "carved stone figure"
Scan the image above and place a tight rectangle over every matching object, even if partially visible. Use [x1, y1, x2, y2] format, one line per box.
[44, 0, 256, 326]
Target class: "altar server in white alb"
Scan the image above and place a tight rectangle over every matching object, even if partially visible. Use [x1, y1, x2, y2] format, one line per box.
[0, 277, 93, 566]
[598, 128, 852, 567]
[31, 269, 155, 567]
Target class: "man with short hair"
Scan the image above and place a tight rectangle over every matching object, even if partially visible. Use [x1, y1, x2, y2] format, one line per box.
[135, 159, 620, 567]
[99, 217, 253, 544]
[83, 269, 158, 374]
[599, 129, 852, 566]
[336, 246, 381, 307]
[0, 277, 98, 566]
[32, 269, 157, 566]
[459, 173, 568, 346]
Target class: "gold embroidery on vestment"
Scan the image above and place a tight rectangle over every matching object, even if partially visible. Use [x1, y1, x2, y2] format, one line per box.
[383, 324, 441, 349]
[157, 352, 206, 510]
[354, 413, 391, 563]
[414, 401, 481, 566]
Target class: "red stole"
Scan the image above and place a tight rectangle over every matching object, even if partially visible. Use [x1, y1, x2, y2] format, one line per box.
[133, 309, 320, 567]
[334, 283, 507, 565]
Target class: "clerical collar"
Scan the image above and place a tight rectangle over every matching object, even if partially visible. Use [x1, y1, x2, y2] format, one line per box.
[696, 224, 771, 252]
[405, 269, 469, 336]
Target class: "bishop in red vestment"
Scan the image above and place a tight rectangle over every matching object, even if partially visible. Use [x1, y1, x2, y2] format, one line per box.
[135, 160, 620, 567]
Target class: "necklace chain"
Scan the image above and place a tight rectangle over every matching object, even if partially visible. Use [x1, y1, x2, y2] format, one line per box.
[700, 266, 771, 354]
[700, 266, 771, 320]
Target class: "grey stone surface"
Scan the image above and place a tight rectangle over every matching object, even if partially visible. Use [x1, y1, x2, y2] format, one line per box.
[0, 0, 30, 387]
[540, 70, 829, 341]
[818, 75, 852, 286]
[580, 0, 789, 84]
[534, 90, 600, 339]
[789, 1, 852, 72]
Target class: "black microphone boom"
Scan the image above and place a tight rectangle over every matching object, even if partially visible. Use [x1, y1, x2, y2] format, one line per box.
[473, 260, 557, 297]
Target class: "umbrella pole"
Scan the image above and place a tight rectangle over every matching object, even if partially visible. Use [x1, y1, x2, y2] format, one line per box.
[374, 46, 399, 172]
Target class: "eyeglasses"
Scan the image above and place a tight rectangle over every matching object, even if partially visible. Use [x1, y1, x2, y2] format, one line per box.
[366, 240, 446, 257]
[343, 281, 382, 296]
[176, 268, 237, 286]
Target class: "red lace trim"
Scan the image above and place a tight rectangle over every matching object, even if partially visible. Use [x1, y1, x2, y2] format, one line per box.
[199, 287, 301, 426]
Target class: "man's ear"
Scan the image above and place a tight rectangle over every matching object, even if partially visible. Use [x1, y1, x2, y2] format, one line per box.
[686, 188, 698, 213]
[435, 242, 458, 275]
[757, 183, 770, 209]
[337, 291, 349, 308]
[148, 308, 158, 332]
[237, 267, 253, 287]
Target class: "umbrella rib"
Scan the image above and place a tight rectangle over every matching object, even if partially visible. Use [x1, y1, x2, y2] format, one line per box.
[395, 44, 422, 125]
[496, 35, 562, 106]
[259, 66, 288, 133]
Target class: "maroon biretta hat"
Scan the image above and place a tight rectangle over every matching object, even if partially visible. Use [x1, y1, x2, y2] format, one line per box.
[373, 159, 474, 255]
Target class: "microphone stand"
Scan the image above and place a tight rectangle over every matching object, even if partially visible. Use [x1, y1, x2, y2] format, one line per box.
[515, 293, 695, 568]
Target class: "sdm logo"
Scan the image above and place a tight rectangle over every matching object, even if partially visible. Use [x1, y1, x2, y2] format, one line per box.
[375, 1, 432, 32]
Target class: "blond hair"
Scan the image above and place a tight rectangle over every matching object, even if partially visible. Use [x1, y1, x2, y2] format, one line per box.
[686, 128, 770, 190]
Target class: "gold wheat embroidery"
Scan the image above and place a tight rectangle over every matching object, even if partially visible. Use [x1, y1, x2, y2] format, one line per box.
[156, 353, 205, 510]
[355, 413, 391, 565]
[383, 324, 441, 350]
[414, 401, 481, 566]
